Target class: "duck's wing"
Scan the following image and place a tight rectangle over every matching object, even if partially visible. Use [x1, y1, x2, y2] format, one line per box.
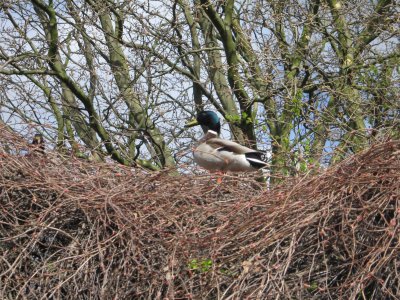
[206, 137, 256, 154]
[206, 137, 268, 169]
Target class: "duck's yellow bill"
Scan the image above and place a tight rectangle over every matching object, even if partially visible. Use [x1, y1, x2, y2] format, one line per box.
[185, 118, 199, 128]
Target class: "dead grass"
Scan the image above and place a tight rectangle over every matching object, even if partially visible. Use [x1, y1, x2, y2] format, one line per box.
[1, 127, 399, 299]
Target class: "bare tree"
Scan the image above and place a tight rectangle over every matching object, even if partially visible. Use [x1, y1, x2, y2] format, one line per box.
[0, 0, 398, 174]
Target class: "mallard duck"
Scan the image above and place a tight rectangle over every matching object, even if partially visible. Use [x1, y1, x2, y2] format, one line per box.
[185, 111, 268, 172]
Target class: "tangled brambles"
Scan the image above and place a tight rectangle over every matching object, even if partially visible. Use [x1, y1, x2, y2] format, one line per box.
[1, 129, 399, 299]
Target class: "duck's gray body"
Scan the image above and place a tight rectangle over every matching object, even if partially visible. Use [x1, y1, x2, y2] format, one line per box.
[192, 130, 267, 172]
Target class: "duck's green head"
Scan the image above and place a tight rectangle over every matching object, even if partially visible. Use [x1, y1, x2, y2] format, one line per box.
[185, 110, 221, 135]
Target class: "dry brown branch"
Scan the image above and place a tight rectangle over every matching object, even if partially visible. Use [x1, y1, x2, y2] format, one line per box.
[0, 127, 399, 299]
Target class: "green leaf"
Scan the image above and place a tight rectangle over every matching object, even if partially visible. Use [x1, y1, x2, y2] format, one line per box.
[225, 114, 241, 124]
[188, 258, 213, 273]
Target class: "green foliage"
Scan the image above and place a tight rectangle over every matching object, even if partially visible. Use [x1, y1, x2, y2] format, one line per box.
[241, 112, 253, 125]
[225, 114, 241, 125]
[188, 258, 213, 273]
[299, 138, 313, 172]
[225, 112, 253, 126]
[306, 281, 319, 292]
[292, 90, 304, 118]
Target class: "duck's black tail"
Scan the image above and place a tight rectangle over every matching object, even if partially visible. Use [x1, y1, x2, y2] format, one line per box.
[245, 152, 269, 169]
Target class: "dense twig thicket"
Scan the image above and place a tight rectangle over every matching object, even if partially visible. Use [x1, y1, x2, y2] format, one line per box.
[0, 128, 399, 299]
